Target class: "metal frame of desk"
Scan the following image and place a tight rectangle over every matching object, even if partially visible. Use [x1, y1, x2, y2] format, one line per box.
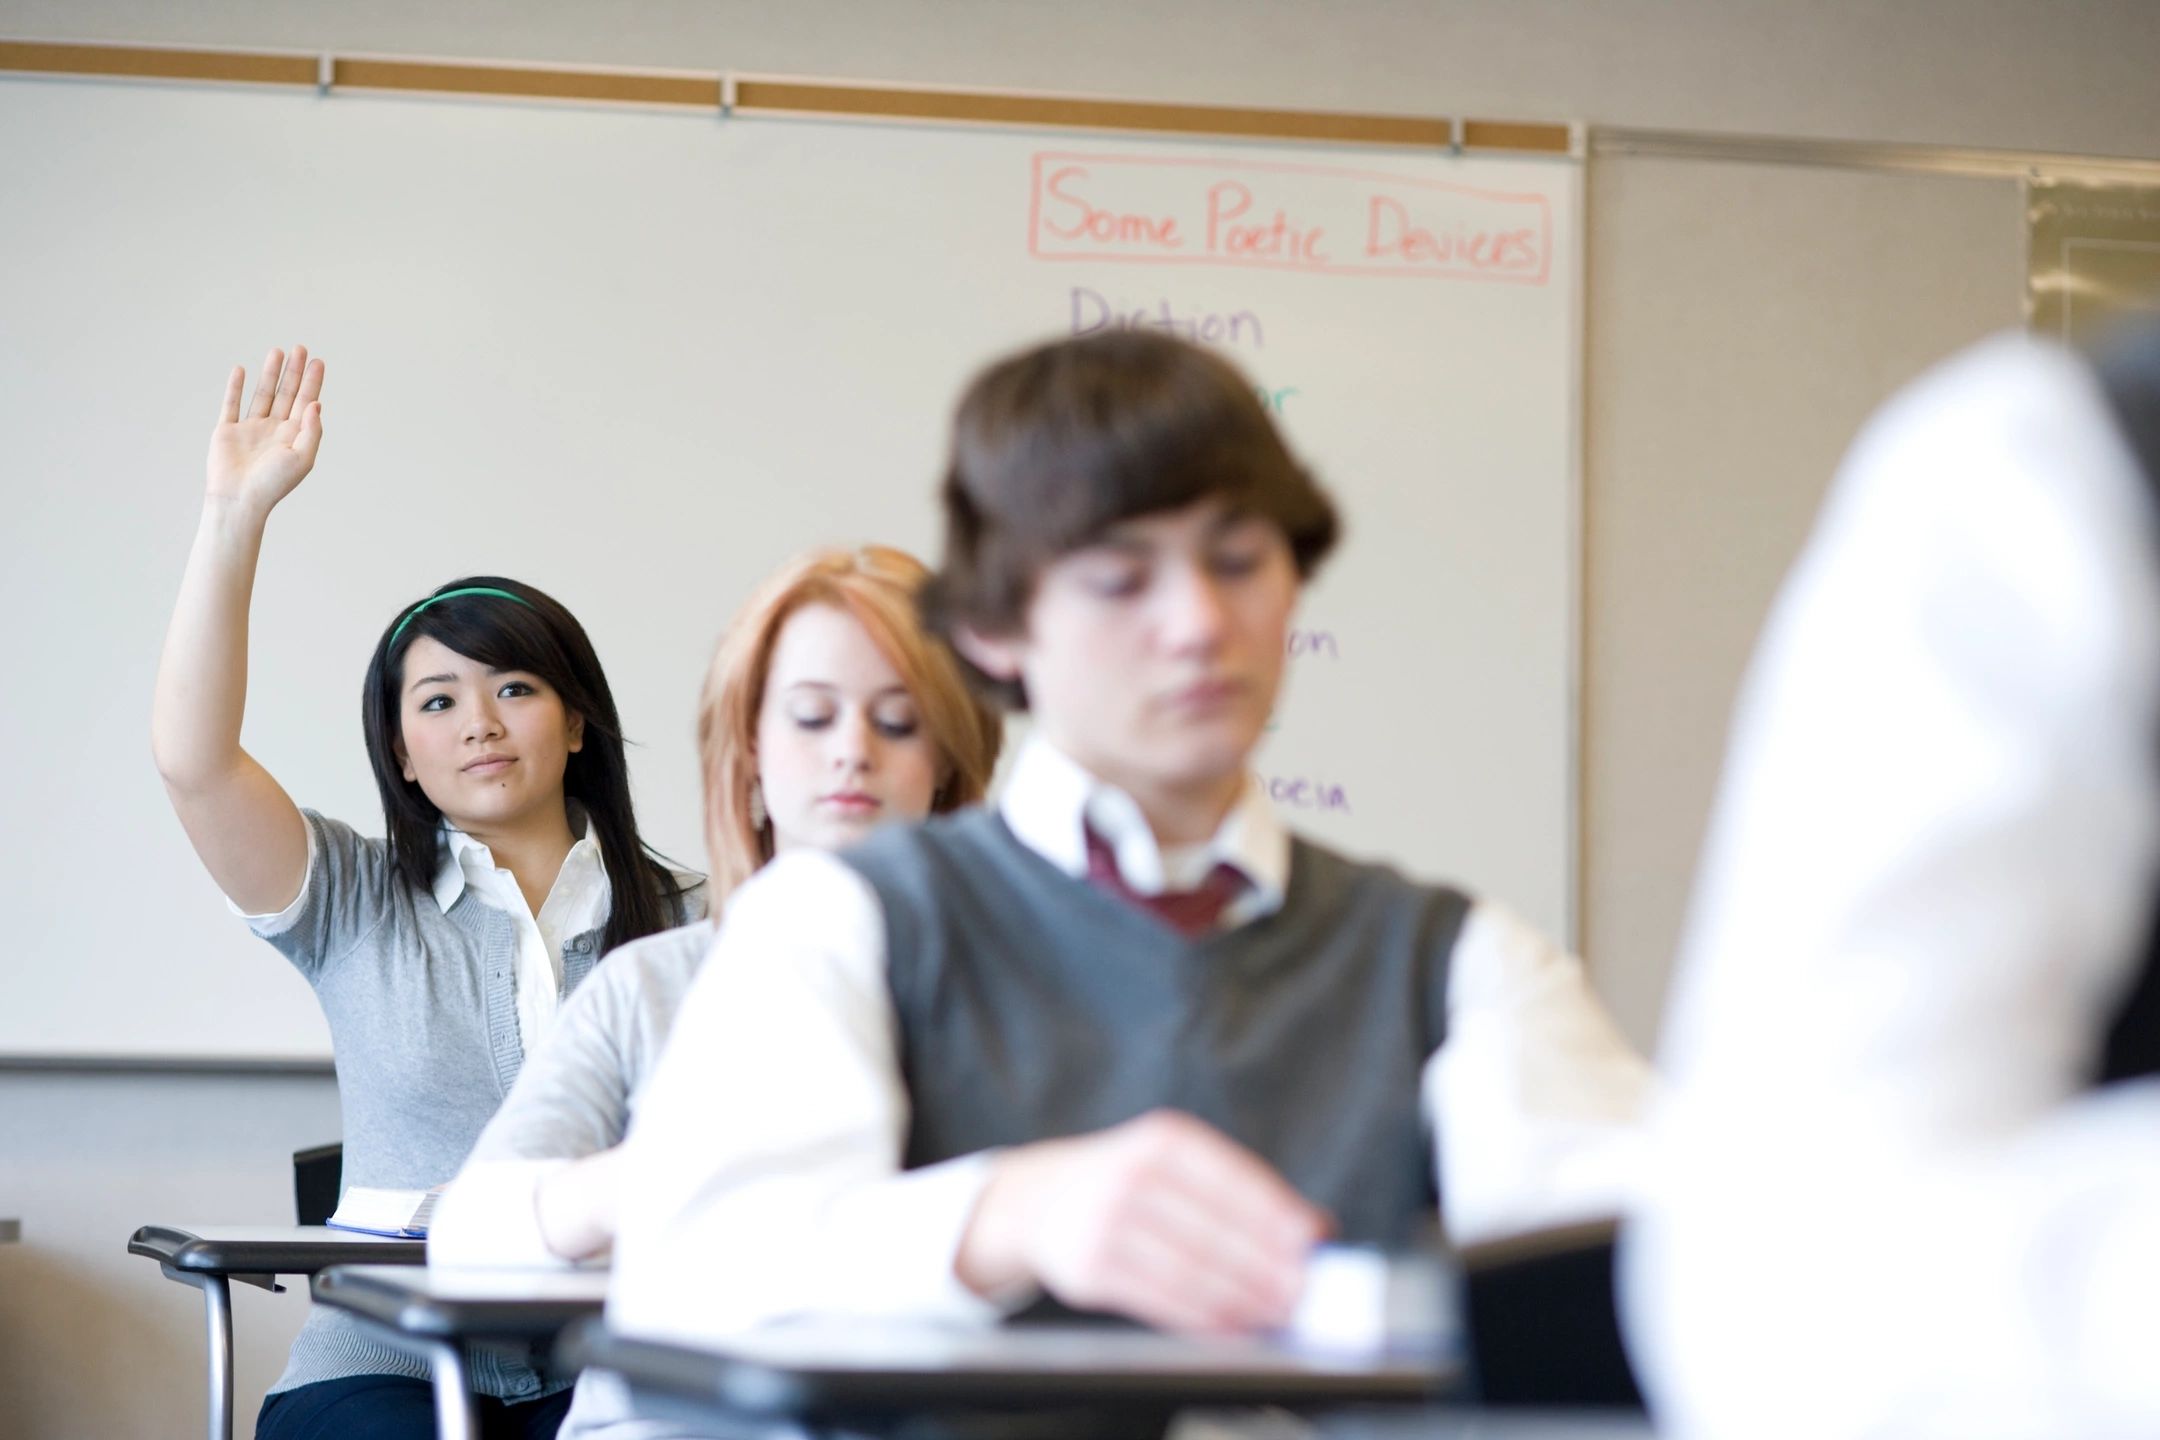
[127, 1224, 425, 1440]
[310, 1262, 609, 1440]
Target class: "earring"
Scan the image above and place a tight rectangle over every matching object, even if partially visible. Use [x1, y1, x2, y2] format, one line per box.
[749, 781, 767, 830]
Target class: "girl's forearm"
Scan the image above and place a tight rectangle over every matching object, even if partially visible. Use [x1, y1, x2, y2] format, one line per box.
[152, 498, 272, 790]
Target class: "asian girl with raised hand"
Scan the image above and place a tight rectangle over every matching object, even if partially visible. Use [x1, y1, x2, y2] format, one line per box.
[151, 347, 703, 1439]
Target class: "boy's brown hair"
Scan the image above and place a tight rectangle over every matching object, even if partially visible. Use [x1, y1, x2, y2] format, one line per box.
[920, 330, 1341, 709]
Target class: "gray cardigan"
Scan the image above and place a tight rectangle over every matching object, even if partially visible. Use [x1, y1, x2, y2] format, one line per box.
[250, 808, 704, 1400]
[463, 918, 713, 1169]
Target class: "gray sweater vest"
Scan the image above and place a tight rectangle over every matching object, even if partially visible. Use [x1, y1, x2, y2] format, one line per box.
[840, 810, 1472, 1249]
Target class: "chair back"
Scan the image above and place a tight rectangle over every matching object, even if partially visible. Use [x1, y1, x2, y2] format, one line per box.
[292, 1142, 343, 1227]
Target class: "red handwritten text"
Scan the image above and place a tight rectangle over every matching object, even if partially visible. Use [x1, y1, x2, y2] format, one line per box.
[1030, 153, 1551, 284]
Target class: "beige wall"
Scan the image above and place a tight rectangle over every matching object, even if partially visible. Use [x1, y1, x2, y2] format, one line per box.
[7, 0, 2160, 157]
[1582, 158, 2027, 1039]
[4, 3, 2158, 1435]
[0, 1070, 339, 1440]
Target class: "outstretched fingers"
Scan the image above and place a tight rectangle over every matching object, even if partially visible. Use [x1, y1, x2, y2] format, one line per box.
[219, 365, 244, 425]
[246, 347, 285, 419]
[269, 345, 309, 421]
[293, 355, 325, 413]
[291, 401, 325, 466]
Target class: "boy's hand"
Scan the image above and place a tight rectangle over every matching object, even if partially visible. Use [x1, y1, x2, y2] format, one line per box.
[206, 345, 324, 514]
[956, 1109, 1331, 1333]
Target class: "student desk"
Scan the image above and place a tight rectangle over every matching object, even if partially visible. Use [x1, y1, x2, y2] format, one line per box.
[311, 1262, 609, 1440]
[127, 1224, 426, 1440]
[559, 1316, 1469, 1437]
[1257, 1416, 1650, 1439]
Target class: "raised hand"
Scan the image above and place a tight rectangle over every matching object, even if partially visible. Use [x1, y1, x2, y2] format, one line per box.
[206, 345, 325, 512]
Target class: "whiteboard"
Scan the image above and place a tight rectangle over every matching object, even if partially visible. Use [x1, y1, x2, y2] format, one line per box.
[0, 76, 1580, 1062]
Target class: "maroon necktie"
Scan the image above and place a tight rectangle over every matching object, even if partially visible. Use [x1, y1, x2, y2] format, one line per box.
[1083, 826, 1246, 938]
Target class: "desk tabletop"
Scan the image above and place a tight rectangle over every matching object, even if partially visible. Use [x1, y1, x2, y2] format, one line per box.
[564, 1317, 1460, 1417]
[1297, 1415, 1651, 1439]
[128, 1224, 426, 1274]
[312, 1263, 609, 1341]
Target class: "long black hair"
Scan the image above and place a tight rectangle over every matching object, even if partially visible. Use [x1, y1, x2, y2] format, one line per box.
[360, 575, 685, 954]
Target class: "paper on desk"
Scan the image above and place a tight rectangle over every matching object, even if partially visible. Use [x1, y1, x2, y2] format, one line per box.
[1285, 1246, 1456, 1357]
[326, 1185, 439, 1238]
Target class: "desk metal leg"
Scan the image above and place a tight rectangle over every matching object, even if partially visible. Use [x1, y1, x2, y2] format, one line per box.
[161, 1267, 233, 1440]
[425, 1340, 479, 1440]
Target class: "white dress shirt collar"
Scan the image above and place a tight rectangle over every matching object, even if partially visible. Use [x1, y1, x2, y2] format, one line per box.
[433, 805, 610, 1055]
[996, 736, 1288, 924]
[432, 804, 603, 918]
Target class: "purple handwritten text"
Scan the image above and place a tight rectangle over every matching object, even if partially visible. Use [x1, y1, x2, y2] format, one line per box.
[1069, 287, 1265, 349]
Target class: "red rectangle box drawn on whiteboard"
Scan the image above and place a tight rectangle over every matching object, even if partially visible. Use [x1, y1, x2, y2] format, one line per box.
[1028, 152, 1552, 284]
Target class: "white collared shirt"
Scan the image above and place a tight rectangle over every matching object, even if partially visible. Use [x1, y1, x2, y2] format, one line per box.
[608, 736, 1654, 1346]
[435, 819, 609, 1057]
[1628, 336, 2160, 1439]
[999, 738, 1287, 929]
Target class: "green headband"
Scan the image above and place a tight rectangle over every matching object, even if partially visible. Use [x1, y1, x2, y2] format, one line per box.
[388, 586, 532, 648]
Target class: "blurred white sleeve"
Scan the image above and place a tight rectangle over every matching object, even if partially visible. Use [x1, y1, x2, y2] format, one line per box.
[606, 850, 1010, 1346]
[1630, 336, 2160, 1440]
[428, 1158, 572, 1267]
[1425, 900, 1656, 1246]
